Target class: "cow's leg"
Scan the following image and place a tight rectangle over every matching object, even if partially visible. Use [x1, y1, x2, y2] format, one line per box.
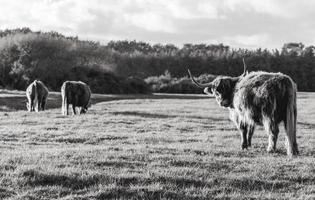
[26, 100, 30, 112]
[230, 110, 248, 149]
[66, 103, 69, 115]
[31, 100, 35, 112]
[239, 123, 248, 150]
[284, 122, 298, 156]
[247, 125, 255, 147]
[284, 107, 298, 156]
[80, 107, 87, 114]
[72, 104, 77, 115]
[41, 98, 46, 111]
[72, 97, 77, 115]
[269, 124, 279, 153]
[263, 118, 279, 153]
[37, 100, 41, 112]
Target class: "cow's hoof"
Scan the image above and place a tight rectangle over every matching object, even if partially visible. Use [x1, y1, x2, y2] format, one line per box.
[287, 148, 299, 157]
[267, 147, 276, 153]
[241, 143, 248, 150]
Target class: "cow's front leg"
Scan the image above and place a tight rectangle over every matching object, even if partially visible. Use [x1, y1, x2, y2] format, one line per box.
[65, 103, 69, 115]
[247, 125, 255, 147]
[31, 101, 35, 112]
[72, 104, 77, 115]
[263, 119, 279, 153]
[239, 123, 248, 150]
[72, 96, 78, 115]
[37, 100, 41, 112]
[41, 99, 46, 111]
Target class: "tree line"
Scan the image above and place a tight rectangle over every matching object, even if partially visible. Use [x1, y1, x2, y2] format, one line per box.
[1, 28, 315, 93]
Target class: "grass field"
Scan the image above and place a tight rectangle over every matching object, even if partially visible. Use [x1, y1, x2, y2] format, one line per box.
[0, 90, 314, 199]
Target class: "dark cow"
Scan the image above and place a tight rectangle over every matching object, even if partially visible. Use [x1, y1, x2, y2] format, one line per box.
[26, 80, 49, 112]
[61, 81, 91, 115]
[188, 60, 298, 156]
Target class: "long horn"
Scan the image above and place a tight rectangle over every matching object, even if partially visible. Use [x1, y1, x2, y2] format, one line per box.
[241, 58, 248, 77]
[187, 69, 213, 88]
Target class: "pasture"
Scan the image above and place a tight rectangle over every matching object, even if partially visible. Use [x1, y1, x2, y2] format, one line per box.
[0, 90, 314, 199]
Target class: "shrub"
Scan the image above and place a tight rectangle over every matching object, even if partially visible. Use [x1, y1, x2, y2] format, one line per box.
[68, 67, 151, 94]
[145, 71, 215, 93]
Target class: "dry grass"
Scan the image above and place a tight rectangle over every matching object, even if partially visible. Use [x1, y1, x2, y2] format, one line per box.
[0, 90, 314, 199]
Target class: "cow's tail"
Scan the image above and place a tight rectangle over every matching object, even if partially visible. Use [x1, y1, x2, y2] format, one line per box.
[284, 79, 298, 156]
[34, 80, 39, 112]
[61, 82, 68, 115]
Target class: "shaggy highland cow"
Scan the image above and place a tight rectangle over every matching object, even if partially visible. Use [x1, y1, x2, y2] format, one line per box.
[26, 80, 49, 112]
[188, 60, 298, 156]
[61, 81, 91, 115]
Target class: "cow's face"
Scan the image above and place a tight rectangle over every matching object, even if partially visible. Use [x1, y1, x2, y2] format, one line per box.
[188, 62, 246, 108]
[205, 76, 236, 108]
[80, 107, 88, 114]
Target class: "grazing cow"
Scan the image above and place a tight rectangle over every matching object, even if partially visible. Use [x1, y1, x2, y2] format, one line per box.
[188, 60, 298, 156]
[61, 81, 91, 115]
[26, 80, 49, 112]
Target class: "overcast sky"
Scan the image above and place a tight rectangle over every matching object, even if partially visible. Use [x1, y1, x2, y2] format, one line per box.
[0, 0, 314, 49]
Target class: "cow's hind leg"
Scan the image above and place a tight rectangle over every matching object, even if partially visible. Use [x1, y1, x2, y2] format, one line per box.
[263, 118, 279, 153]
[284, 123, 299, 156]
[72, 104, 77, 115]
[80, 107, 87, 114]
[31, 100, 35, 112]
[283, 104, 298, 156]
[72, 96, 78, 115]
[37, 100, 41, 112]
[66, 104, 69, 115]
[41, 96, 47, 111]
[239, 123, 248, 150]
[247, 125, 255, 147]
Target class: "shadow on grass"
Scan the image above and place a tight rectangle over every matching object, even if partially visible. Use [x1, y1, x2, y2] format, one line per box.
[95, 188, 207, 200]
[21, 169, 99, 190]
[0, 90, 209, 112]
[167, 159, 231, 171]
[111, 111, 228, 122]
[111, 111, 176, 119]
[0, 93, 62, 112]
[42, 135, 129, 144]
[0, 187, 16, 199]
[225, 178, 290, 191]
[284, 176, 315, 185]
[297, 121, 315, 129]
[95, 160, 145, 169]
[19, 168, 295, 199]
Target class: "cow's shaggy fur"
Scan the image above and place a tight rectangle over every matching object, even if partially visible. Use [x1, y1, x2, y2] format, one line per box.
[61, 81, 91, 115]
[190, 70, 298, 156]
[26, 80, 49, 112]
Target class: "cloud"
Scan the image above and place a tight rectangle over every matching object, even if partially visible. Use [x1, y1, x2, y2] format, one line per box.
[163, 0, 221, 19]
[123, 12, 176, 33]
[223, 0, 288, 17]
[0, 0, 96, 35]
[0, 0, 315, 49]
[222, 34, 270, 49]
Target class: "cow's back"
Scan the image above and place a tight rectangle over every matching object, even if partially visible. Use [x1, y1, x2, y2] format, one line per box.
[35, 80, 49, 98]
[26, 82, 36, 100]
[62, 81, 91, 106]
[234, 71, 295, 124]
[77, 83, 91, 107]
